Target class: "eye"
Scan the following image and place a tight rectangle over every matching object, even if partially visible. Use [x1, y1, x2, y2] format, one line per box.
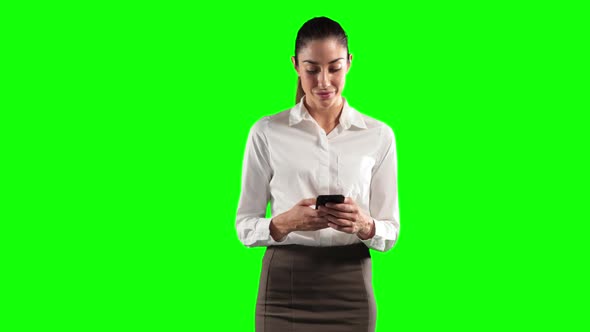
[306, 70, 319, 74]
[329, 68, 342, 73]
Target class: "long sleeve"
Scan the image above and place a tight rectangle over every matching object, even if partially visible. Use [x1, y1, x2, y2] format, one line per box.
[236, 119, 282, 247]
[360, 125, 400, 252]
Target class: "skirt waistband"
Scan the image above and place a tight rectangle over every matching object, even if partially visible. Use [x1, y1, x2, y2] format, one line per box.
[266, 243, 370, 260]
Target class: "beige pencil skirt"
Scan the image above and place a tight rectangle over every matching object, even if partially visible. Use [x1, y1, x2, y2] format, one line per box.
[255, 243, 376, 332]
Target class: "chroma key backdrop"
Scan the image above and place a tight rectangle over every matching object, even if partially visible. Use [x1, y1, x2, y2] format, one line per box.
[2, 1, 587, 331]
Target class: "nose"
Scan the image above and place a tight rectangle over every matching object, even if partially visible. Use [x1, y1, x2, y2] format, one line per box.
[318, 71, 331, 89]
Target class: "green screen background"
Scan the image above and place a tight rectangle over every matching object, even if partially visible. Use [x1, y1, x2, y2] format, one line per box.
[3, 1, 588, 331]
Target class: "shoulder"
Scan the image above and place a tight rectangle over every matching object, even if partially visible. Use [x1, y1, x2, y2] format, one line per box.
[249, 108, 292, 135]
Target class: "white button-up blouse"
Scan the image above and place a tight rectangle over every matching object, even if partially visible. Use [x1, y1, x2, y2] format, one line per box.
[236, 97, 400, 252]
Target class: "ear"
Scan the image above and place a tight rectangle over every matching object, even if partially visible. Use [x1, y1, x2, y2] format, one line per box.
[291, 56, 299, 73]
[346, 53, 353, 73]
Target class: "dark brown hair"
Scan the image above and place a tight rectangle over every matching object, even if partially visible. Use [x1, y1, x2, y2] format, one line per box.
[294, 17, 350, 104]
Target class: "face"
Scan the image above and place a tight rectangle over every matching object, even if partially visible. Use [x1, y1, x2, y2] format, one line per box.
[292, 38, 352, 110]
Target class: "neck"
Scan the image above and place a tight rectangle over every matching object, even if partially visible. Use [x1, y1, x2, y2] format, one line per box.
[304, 97, 344, 134]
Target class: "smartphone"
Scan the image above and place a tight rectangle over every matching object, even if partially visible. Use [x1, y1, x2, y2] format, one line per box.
[315, 195, 345, 209]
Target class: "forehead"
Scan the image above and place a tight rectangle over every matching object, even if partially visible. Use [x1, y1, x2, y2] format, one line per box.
[298, 38, 348, 63]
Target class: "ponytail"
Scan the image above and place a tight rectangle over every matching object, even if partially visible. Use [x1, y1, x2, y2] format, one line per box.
[295, 76, 305, 104]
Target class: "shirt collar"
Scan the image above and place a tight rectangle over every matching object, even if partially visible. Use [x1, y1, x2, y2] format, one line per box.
[289, 95, 368, 130]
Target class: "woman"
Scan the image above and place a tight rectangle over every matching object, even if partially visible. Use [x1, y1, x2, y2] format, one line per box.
[236, 16, 400, 332]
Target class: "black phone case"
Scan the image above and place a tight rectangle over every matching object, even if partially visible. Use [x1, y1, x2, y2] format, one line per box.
[316, 195, 345, 209]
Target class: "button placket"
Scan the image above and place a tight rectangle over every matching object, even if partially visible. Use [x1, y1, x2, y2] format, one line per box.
[318, 134, 330, 194]
[318, 133, 330, 246]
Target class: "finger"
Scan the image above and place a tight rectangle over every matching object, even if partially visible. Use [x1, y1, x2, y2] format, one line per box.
[328, 223, 353, 233]
[325, 202, 355, 213]
[316, 210, 328, 217]
[299, 198, 317, 206]
[311, 221, 330, 230]
[322, 208, 353, 219]
[310, 217, 329, 224]
[324, 209, 351, 220]
[326, 215, 353, 227]
[312, 209, 333, 219]
[318, 206, 337, 215]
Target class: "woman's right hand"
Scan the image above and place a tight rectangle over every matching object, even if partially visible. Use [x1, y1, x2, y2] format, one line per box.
[270, 198, 329, 241]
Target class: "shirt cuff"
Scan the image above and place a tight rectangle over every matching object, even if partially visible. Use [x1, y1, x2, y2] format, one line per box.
[359, 219, 388, 251]
[255, 218, 287, 245]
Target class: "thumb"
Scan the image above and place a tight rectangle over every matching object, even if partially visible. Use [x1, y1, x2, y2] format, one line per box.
[298, 198, 317, 206]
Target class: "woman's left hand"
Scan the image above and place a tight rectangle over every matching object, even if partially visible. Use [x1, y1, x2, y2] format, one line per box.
[318, 197, 376, 240]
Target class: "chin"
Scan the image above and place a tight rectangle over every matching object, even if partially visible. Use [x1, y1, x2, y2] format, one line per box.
[314, 93, 339, 103]
[322, 95, 340, 104]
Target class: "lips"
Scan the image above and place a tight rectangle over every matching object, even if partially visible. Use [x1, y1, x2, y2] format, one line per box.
[316, 91, 334, 98]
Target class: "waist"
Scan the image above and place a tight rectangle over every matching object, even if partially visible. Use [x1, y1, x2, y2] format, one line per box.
[267, 243, 370, 260]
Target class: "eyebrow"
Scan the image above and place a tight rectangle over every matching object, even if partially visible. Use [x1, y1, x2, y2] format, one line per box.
[302, 58, 345, 65]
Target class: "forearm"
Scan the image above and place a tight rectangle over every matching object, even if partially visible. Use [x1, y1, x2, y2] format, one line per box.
[269, 213, 290, 242]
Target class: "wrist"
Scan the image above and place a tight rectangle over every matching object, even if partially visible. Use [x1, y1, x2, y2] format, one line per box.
[270, 214, 290, 241]
[358, 217, 376, 240]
